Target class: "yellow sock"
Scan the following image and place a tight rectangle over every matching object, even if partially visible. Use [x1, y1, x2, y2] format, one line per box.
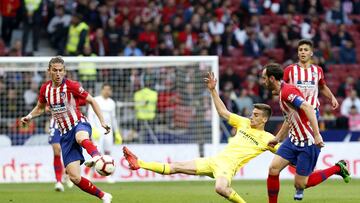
[138, 160, 171, 175]
[228, 190, 246, 203]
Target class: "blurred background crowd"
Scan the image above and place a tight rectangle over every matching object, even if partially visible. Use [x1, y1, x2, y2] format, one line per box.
[1, 0, 360, 144]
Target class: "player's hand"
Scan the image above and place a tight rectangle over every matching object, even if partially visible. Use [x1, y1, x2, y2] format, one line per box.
[331, 96, 339, 110]
[101, 123, 111, 134]
[268, 137, 279, 148]
[20, 115, 32, 124]
[314, 134, 325, 148]
[204, 72, 217, 90]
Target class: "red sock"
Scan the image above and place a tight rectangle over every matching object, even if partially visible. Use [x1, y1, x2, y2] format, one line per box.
[54, 155, 63, 182]
[81, 139, 100, 157]
[306, 165, 340, 188]
[267, 174, 279, 203]
[76, 177, 104, 199]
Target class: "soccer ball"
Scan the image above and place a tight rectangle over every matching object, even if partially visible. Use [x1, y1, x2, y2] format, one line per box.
[95, 155, 115, 176]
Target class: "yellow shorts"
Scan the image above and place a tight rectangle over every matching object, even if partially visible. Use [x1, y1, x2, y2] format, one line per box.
[195, 157, 238, 183]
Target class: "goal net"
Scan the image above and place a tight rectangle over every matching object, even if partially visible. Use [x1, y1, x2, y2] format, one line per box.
[0, 56, 219, 148]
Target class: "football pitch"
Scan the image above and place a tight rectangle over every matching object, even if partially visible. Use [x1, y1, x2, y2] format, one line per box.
[1, 179, 359, 203]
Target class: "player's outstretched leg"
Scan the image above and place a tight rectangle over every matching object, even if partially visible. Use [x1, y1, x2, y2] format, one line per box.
[123, 146, 171, 174]
[305, 160, 351, 189]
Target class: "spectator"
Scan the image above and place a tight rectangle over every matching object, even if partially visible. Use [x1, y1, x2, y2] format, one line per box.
[243, 32, 264, 58]
[1, 88, 25, 118]
[209, 35, 224, 56]
[178, 24, 198, 52]
[320, 104, 337, 130]
[65, 14, 90, 56]
[123, 40, 143, 56]
[300, 17, 315, 40]
[259, 25, 276, 50]
[331, 24, 353, 47]
[91, 28, 109, 56]
[234, 89, 253, 116]
[325, 0, 352, 25]
[341, 90, 360, 117]
[138, 22, 158, 53]
[47, 5, 71, 55]
[348, 105, 360, 131]
[339, 40, 357, 64]
[0, 0, 21, 47]
[220, 66, 241, 91]
[106, 18, 122, 56]
[337, 76, 357, 97]
[22, 0, 43, 54]
[208, 14, 225, 35]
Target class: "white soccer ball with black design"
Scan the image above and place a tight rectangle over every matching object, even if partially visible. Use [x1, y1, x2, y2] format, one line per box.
[95, 155, 115, 176]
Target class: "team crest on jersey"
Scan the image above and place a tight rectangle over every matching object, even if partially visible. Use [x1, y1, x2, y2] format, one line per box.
[60, 92, 66, 100]
[78, 87, 84, 93]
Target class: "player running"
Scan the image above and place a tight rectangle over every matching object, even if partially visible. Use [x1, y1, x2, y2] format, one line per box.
[87, 83, 121, 183]
[21, 56, 112, 203]
[261, 63, 350, 203]
[123, 72, 280, 203]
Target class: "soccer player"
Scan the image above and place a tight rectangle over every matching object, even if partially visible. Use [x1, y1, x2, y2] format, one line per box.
[123, 72, 280, 203]
[87, 83, 121, 183]
[284, 39, 339, 114]
[261, 63, 350, 203]
[284, 39, 339, 200]
[20, 56, 112, 203]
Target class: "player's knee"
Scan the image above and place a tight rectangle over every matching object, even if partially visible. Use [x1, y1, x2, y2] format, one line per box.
[294, 180, 306, 189]
[215, 185, 229, 197]
[268, 165, 281, 175]
[66, 170, 81, 184]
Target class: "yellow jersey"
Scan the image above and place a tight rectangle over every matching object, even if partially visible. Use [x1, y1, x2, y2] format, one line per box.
[215, 113, 279, 172]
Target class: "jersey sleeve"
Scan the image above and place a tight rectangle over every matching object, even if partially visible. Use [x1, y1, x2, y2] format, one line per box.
[318, 66, 326, 86]
[281, 87, 305, 110]
[228, 113, 250, 129]
[283, 66, 291, 82]
[38, 83, 47, 104]
[69, 80, 89, 101]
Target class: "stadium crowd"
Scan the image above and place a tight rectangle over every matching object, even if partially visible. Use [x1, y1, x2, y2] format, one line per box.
[1, 0, 360, 144]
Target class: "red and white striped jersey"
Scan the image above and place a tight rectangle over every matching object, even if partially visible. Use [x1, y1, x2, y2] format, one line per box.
[39, 79, 88, 134]
[279, 82, 315, 147]
[283, 64, 326, 109]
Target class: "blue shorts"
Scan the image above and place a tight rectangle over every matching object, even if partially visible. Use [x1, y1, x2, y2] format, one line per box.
[48, 128, 61, 144]
[277, 138, 321, 176]
[60, 122, 92, 167]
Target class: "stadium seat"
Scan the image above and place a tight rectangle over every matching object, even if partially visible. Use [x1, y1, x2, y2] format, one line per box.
[24, 134, 49, 146]
[0, 135, 11, 147]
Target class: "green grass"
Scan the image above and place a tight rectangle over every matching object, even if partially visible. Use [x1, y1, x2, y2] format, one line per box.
[0, 179, 359, 203]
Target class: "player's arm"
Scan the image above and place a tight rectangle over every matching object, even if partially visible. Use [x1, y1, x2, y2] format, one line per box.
[86, 94, 111, 134]
[21, 101, 46, 124]
[319, 84, 339, 109]
[204, 72, 231, 120]
[268, 121, 289, 148]
[299, 101, 324, 148]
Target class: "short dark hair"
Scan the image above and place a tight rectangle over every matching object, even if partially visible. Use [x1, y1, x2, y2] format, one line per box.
[298, 39, 313, 49]
[254, 103, 272, 119]
[48, 56, 65, 69]
[264, 63, 283, 80]
[102, 82, 112, 89]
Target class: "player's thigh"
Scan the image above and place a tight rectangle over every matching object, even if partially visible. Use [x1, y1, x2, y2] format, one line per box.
[296, 145, 321, 176]
[269, 154, 290, 175]
[172, 160, 197, 175]
[75, 122, 92, 143]
[212, 158, 235, 183]
[195, 157, 214, 178]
